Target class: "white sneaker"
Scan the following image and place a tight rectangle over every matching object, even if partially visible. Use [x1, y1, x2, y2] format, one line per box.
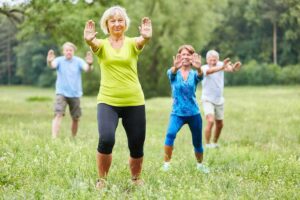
[206, 144, 213, 148]
[196, 163, 210, 174]
[211, 143, 220, 148]
[162, 162, 170, 171]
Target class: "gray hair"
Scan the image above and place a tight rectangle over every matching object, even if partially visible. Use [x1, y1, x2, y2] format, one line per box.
[206, 50, 219, 60]
[62, 42, 77, 51]
[100, 6, 130, 35]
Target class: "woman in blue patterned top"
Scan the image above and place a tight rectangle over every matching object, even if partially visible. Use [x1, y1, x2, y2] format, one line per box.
[163, 45, 209, 173]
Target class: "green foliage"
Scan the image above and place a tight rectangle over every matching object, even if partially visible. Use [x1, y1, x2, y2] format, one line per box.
[0, 86, 299, 198]
[82, 66, 100, 96]
[279, 64, 300, 85]
[0, 16, 19, 84]
[15, 35, 56, 86]
[26, 96, 52, 102]
[204, 0, 300, 66]
[226, 61, 300, 85]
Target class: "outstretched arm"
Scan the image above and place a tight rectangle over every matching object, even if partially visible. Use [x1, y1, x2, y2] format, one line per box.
[205, 58, 230, 75]
[47, 49, 57, 68]
[135, 17, 152, 50]
[84, 20, 102, 52]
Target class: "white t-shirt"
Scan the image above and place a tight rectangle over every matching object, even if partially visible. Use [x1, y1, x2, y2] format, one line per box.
[201, 61, 224, 105]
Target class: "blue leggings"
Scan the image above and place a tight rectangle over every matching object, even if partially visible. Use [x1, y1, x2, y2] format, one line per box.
[164, 114, 203, 153]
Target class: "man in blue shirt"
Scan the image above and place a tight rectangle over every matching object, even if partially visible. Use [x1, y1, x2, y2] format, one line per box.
[47, 42, 93, 138]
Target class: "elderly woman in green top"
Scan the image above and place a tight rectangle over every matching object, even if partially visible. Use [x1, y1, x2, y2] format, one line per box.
[84, 6, 152, 188]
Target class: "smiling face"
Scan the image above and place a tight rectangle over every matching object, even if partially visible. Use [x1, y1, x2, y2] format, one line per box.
[206, 55, 219, 67]
[180, 48, 193, 67]
[107, 12, 126, 36]
[63, 45, 75, 60]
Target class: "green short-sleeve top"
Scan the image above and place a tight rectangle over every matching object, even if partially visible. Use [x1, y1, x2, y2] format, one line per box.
[94, 37, 145, 106]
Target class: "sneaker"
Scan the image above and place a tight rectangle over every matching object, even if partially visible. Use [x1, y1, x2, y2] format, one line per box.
[196, 163, 210, 174]
[205, 144, 213, 148]
[211, 143, 220, 148]
[162, 162, 170, 171]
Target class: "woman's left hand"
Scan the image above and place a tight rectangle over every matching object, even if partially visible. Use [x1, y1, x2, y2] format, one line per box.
[192, 53, 201, 69]
[139, 17, 152, 39]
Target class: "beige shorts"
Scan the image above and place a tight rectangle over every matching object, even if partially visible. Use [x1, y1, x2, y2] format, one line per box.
[202, 101, 224, 120]
[54, 95, 81, 119]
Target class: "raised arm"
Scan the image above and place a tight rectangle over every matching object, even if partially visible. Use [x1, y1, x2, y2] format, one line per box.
[84, 20, 102, 52]
[135, 17, 152, 50]
[205, 58, 230, 75]
[47, 49, 57, 68]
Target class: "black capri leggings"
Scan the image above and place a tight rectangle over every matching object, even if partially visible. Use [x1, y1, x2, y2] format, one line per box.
[97, 103, 146, 158]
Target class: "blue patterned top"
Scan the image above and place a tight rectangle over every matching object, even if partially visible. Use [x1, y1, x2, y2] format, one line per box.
[167, 69, 203, 116]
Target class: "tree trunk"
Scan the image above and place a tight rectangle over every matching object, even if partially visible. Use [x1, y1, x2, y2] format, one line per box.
[273, 22, 277, 65]
[7, 36, 11, 85]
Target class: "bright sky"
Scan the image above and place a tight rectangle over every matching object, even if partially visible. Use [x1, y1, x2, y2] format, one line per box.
[0, 0, 31, 7]
[0, 0, 93, 7]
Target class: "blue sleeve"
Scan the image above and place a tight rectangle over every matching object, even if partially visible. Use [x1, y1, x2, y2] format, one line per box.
[77, 57, 87, 71]
[54, 57, 61, 70]
[167, 68, 176, 82]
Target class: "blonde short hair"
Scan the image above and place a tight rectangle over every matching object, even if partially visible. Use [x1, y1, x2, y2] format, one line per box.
[100, 6, 130, 35]
[206, 50, 219, 60]
[62, 42, 77, 51]
[177, 45, 195, 54]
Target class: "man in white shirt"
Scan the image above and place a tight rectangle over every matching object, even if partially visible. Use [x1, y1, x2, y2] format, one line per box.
[201, 50, 241, 148]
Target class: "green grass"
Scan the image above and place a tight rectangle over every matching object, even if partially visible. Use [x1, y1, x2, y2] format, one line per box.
[0, 86, 299, 199]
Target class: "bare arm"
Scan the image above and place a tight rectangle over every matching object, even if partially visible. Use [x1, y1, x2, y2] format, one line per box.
[135, 17, 152, 50]
[205, 58, 230, 75]
[47, 49, 57, 68]
[84, 20, 102, 53]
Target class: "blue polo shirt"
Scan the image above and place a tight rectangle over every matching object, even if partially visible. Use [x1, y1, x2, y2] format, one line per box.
[167, 69, 203, 116]
[54, 56, 86, 98]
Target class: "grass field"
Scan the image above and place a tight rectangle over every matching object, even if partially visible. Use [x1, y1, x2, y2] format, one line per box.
[0, 86, 299, 199]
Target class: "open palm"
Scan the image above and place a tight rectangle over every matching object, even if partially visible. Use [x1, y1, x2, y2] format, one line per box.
[47, 49, 55, 63]
[192, 53, 201, 69]
[84, 20, 97, 42]
[139, 17, 152, 39]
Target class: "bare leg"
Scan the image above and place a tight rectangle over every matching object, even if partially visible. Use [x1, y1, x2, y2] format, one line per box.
[71, 118, 79, 137]
[195, 152, 203, 163]
[95, 152, 112, 189]
[52, 114, 63, 138]
[213, 120, 223, 143]
[205, 114, 215, 144]
[164, 145, 173, 162]
[96, 152, 112, 178]
[195, 152, 209, 173]
[129, 157, 143, 185]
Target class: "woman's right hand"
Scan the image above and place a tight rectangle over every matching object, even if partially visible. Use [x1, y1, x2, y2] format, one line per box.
[173, 54, 182, 70]
[84, 20, 98, 43]
[171, 54, 182, 73]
